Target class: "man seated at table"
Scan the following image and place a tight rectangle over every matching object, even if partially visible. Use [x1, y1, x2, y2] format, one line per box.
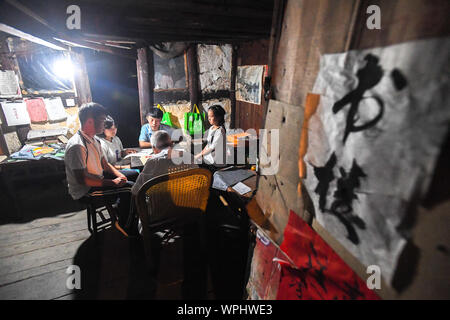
[132, 130, 197, 197]
[132, 130, 206, 298]
[64, 102, 136, 237]
[138, 108, 173, 148]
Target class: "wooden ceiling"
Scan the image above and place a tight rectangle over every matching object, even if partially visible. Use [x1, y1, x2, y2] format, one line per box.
[0, 0, 274, 58]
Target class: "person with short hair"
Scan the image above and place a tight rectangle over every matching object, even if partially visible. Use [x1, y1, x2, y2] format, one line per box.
[96, 116, 138, 181]
[132, 131, 206, 297]
[64, 102, 135, 236]
[138, 107, 173, 148]
[194, 105, 227, 167]
[131, 130, 197, 197]
[97, 116, 136, 165]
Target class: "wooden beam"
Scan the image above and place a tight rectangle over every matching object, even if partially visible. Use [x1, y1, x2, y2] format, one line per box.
[186, 45, 200, 111]
[130, 0, 274, 20]
[0, 23, 66, 51]
[261, 0, 285, 127]
[70, 50, 92, 106]
[54, 37, 137, 60]
[31, 0, 273, 22]
[16, 1, 272, 44]
[124, 28, 269, 41]
[1, 1, 137, 59]
[124, 15, 271, 34]
[78, 24, 269, 44]
[136, 47, 154, 125]
[230, 45, 238, 129]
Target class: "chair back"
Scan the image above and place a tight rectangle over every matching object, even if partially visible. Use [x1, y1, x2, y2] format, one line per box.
[135, 167, 212, 230]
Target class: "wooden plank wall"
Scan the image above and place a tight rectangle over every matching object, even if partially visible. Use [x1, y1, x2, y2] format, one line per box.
[270, 0, 450, 299]
[235, 39, 270, 131]
[71, 50, 92, 106]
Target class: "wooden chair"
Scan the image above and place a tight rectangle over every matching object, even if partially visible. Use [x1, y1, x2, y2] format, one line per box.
[80, 187, 132, 234]
[135, 167, 212, 270]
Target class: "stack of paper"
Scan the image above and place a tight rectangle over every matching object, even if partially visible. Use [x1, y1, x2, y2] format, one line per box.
[212, 169, 255, 191]
[27, 128, 68, 140]
[232, 182, 252, 195]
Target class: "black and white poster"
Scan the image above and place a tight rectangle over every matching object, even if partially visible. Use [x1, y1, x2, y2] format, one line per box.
[236, 65, 264, 105]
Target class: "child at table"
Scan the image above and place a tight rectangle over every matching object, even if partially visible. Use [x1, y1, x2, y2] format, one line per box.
[194, 105, 227, 168]
[97, 116, 138, 181]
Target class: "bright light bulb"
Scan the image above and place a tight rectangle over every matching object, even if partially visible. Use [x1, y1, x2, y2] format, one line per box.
[53, 58, 74, 80]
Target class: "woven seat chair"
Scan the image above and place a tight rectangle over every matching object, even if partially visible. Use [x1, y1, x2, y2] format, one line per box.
[135, 167, 212, 269]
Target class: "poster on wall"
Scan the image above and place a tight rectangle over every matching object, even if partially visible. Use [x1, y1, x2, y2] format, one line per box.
[25, 98, 48, 123]
[0, 70, 21, 98]
[44, 97, 67, 122]
[302, 37, 450, 284]
[1, 101, 30, 126]
[236, 65, 264, 105]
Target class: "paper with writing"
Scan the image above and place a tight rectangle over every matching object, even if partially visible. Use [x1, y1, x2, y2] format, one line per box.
[303, 37, 450, 284]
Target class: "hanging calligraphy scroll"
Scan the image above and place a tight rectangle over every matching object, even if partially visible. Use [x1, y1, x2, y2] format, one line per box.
[302, 37, 450, 284]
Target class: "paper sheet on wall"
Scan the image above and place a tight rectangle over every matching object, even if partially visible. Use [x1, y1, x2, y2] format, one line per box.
[25, 98, 48, 123]
[1, 101, 30, 126]
[65, 99, 75, 107]
[236, 65, 264, 105]
[44, 97, 67, 121]
[303, 37, 450, 284]
[0, 70, 21, 98]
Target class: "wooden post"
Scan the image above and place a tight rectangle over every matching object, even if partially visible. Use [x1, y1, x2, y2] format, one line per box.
[136, 47, 154, 125]
[186, 44, 200, 111]
[0, 38, 14, 155]
[70, 50, 92, 106]
[230, 44, 238, 129]
[260, 0, 285, 130]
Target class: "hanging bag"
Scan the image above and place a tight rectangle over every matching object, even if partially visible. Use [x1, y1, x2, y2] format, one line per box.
[184, 104, 205, 136]
[157, 104, 176, 128]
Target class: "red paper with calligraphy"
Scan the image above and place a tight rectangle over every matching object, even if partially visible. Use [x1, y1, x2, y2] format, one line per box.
[276, 210, 380, 300]
[26, 98, 47, 123]
[246, 231, 282, 300]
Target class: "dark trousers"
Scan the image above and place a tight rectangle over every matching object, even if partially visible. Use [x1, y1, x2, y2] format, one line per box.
[87, 172, 136, 228]
[119, 169, 139, 182]
[199, 163, 220, 174]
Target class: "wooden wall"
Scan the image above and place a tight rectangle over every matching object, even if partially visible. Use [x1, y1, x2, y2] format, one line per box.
[235, 39, 270, 131]
[273, 0, 450, 107]
[269, 0, 450, 299]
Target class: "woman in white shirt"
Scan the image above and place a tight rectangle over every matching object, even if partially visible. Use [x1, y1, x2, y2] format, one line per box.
[97, 116, 136, 168]
[194, 105, 227, 167]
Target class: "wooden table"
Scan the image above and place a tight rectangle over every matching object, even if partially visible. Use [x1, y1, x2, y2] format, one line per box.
[0, 158, 66, 219]
[225, 173, 257, 201]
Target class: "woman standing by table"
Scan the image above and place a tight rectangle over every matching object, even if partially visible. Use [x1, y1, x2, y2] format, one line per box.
[194, 105, 227, 169]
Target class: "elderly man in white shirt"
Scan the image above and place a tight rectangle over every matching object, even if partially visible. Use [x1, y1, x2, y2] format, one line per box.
[131, 130, 197, 197]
